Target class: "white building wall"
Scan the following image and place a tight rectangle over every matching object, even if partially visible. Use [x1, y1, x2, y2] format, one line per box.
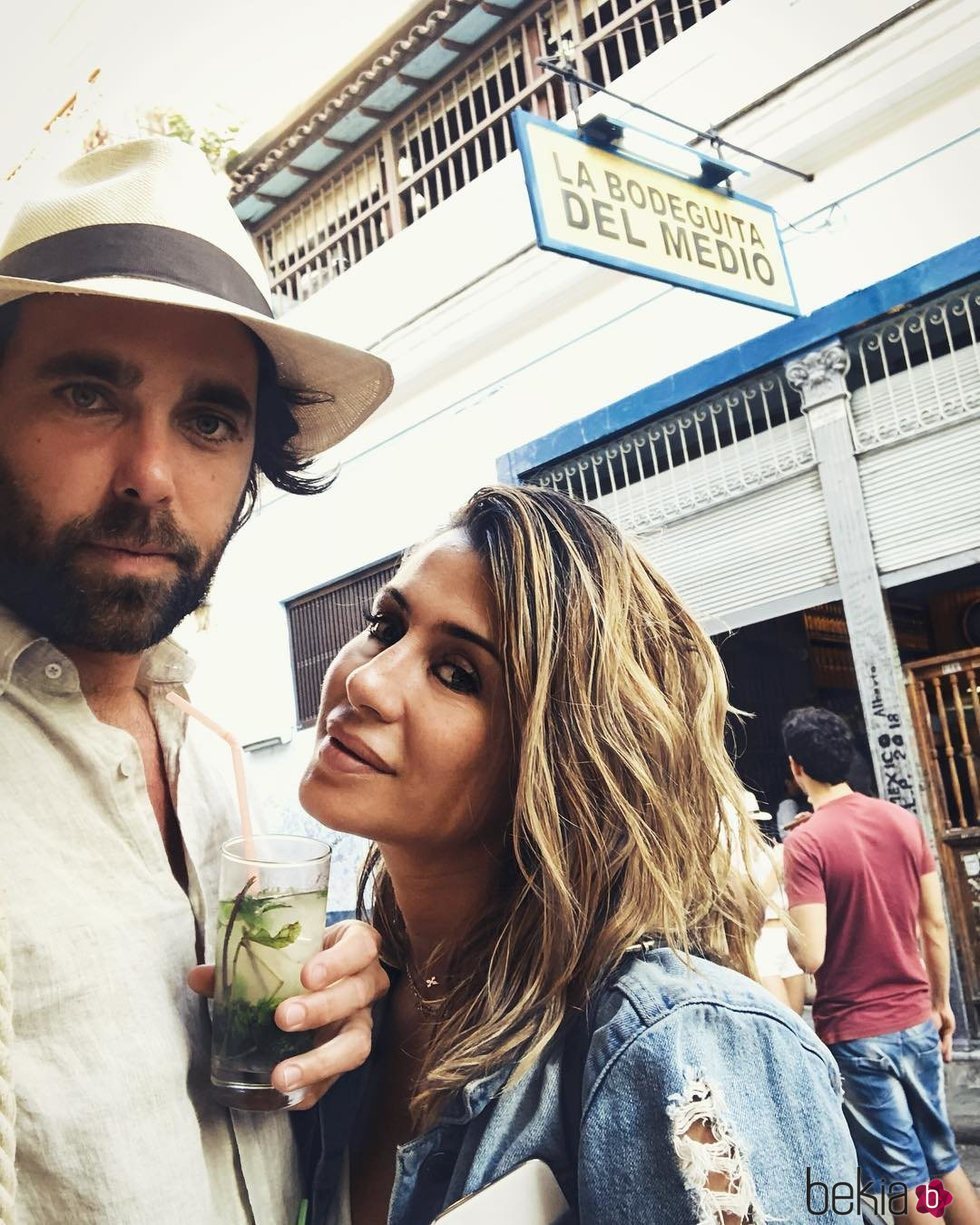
[183, 0, 980, 910]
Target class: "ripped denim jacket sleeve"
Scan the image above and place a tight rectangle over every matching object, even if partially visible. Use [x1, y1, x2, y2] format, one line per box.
[576, 991, 859, 1224]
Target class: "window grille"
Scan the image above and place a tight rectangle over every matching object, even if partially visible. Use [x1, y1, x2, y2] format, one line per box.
[286, 556, 400, 727]
[393, 27, 535, 226]
[261, 144, 387, 309]
[578, 0, 725, 86]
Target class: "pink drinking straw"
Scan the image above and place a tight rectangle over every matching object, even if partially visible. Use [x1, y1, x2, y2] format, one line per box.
[165, 692, 257, 862]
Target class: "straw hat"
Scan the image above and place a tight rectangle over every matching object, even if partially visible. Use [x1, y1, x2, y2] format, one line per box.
[0, 137, 393, 456]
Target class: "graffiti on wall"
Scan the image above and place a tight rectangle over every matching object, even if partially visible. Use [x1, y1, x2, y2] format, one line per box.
[867, 663, 917, 812]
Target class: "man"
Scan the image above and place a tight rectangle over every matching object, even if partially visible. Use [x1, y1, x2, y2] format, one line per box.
[0, 137, 392, 1223]
[781, 706, 980, 1225]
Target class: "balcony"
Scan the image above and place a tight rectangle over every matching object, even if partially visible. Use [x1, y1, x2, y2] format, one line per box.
[229, 0, 731, 312]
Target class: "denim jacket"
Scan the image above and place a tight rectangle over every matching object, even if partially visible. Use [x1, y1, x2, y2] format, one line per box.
[308, 947, 860, 1223]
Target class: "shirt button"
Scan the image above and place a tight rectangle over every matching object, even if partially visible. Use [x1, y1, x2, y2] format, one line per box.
[44, 662, 63, 680]
[119, 759, 134, 779]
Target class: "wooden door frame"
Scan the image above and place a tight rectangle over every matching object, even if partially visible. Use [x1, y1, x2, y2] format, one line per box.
[905, 647, 980, 1020]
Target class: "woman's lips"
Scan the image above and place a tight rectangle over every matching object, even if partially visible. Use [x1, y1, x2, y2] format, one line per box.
[318, 735, 388, 776]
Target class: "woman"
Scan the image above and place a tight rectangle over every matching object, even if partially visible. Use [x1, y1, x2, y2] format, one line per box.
[743, 794, 807, 1015]
[298, 485, 859, 1224]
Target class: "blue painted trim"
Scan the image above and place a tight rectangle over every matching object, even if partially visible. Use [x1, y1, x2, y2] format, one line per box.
[497, 234, 980, 483]
[510, 110, 800, 319]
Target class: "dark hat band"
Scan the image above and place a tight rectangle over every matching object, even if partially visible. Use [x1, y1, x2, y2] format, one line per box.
[0, 222, 274, 318]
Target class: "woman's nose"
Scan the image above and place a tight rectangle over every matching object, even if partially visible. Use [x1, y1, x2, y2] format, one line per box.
[345, 645, 407, 723]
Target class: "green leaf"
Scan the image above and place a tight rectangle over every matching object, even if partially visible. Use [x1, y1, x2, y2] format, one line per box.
[247, 921, 301, 949]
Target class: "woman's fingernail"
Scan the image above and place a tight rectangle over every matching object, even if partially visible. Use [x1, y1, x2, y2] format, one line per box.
[308, 966, 327, 989]
[280, 1064, 301, 1090]
[283, 1003, 306, 1028]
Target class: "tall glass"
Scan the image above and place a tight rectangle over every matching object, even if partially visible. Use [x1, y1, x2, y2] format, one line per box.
[210, 834, 330, 1111]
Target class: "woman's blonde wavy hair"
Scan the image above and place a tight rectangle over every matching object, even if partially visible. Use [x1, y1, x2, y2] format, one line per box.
[357, 484, 767, 1128]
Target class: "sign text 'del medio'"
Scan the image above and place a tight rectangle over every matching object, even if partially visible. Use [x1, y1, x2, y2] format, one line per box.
[513, 111, 798, 316]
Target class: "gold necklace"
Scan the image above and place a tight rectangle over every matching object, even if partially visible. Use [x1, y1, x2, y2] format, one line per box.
[403, 961, 447, 1017]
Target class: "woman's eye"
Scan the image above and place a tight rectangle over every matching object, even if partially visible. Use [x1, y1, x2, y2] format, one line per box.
[434, 660, 480, 696]
[365, 611, 401, 648]
[191, 412, 237, 443]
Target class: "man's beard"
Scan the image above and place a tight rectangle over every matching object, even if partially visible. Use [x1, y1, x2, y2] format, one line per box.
[0, 457, 237, 654]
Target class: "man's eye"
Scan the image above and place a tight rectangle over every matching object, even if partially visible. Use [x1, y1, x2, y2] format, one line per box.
[192, 412, 237, 443]
[61, 383, 108, 412]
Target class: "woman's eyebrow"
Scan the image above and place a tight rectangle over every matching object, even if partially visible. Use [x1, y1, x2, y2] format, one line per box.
[436, 621, 500, 663]
[380, 585, 409, 612]
[378, 585, 500, 662]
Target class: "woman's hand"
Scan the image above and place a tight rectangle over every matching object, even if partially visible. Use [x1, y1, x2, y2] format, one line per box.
[187, 919, 389, 1109]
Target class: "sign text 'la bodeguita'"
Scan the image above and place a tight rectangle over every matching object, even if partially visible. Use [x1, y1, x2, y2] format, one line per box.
[513, 111, 798, 316]
[556, 154, 777, 287]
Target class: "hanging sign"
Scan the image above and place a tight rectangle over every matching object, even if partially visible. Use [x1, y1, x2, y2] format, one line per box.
[512, 110, 799, 317]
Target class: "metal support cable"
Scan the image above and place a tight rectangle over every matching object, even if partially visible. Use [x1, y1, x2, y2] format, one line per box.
[536, 58, 814, 182]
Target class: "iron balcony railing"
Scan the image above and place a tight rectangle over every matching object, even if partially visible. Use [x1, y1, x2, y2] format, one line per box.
[847, 277, 980, 452]
[525, 277, 980, 529]
[254, 0, 731, 309]
[526, 364, 814, 530]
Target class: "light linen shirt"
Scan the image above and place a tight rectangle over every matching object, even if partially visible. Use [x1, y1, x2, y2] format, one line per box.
[0, 606, 301, 1225]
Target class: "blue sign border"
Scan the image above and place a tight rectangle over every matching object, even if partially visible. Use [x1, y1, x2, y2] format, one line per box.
[511, 109, 800, 318]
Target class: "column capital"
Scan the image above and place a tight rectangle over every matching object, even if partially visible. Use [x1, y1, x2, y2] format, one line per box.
[785, 341, 850, 408]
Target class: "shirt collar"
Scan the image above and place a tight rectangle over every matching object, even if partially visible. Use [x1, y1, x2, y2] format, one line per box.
[0, 604, 45, 692]
[0, 602, 195, 694]
[137, 635, 195, 689]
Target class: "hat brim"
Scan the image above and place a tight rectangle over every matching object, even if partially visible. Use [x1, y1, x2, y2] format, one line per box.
[0, 274, 393, 458]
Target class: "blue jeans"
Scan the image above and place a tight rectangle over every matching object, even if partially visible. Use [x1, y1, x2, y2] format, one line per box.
[830, 1019, 959, 1190]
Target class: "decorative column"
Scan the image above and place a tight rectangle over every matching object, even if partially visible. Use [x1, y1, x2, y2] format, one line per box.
[785, 342, 925, 814]
[786, 341, 969, 1037]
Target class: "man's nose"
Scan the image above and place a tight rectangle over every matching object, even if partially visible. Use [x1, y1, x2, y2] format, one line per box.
[111, 419, 177, 506]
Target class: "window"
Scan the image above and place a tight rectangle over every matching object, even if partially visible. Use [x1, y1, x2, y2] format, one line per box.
[286, 556, 400, 727]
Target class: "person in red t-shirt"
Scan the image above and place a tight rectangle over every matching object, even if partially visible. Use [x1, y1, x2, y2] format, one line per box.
[781, 707, 980, 1225]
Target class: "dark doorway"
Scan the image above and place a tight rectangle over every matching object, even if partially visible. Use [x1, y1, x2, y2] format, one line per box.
[715, 606, 876, 836]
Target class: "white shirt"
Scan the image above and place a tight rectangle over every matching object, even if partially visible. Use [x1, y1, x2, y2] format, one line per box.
[0, 606, 300, 1225]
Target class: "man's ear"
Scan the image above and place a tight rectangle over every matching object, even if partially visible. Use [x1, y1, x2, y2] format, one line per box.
[788, 756, 803, 785]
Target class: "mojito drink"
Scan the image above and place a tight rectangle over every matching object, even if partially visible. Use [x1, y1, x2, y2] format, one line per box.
[210, 835, 330, 1111]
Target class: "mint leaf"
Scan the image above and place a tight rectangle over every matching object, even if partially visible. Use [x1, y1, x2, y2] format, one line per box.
[247, 921, 301, 950]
